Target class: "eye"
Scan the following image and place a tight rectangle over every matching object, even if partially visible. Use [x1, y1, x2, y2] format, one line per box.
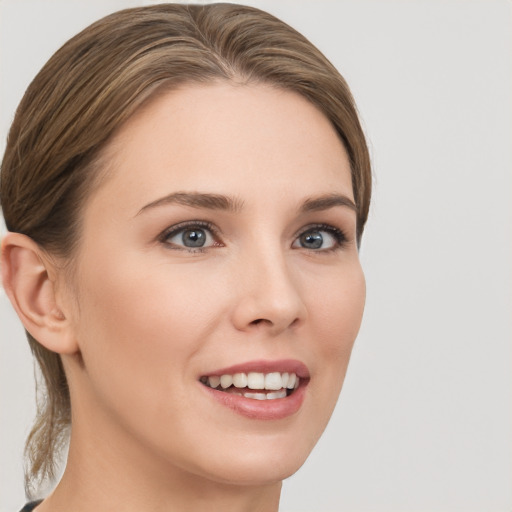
[161, 222, 219, 251]
[292, 225, 346, 251]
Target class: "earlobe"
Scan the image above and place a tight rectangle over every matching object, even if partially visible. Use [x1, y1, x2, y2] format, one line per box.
[1, 232, 78, 355]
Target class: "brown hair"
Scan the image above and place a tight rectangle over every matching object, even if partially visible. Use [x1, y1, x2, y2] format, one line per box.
[0, 2, 371, 496]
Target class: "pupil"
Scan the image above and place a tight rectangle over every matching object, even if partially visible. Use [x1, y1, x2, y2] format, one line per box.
[301, 231, 323, 249]
[182, 229, 206, 247]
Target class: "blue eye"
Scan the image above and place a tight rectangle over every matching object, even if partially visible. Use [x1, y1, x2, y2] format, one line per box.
[163, 223, 217, 250]
[293, 225, 345, 251]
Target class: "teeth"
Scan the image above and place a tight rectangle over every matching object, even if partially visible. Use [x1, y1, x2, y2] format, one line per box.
[232, 373, 248, 388]
[267, 389, 287, 399]
[247, 372, 265, 389]
[220, 374, 233, 389]
[244, 392, 267, 400]
[265, 372, 283, 390]
[243, 389, 287, 400]
[208, 376, 221, 388]
[204, 372, 300, 392]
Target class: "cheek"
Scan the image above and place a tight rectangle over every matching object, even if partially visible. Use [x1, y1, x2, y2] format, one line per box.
[77, 245, 218, 340]
[305, 263, 365, 417]
[71, 251, 223, 421]
[311, 263, 366, 355]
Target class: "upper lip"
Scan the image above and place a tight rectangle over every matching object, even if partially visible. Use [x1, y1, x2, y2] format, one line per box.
[201, 359, 310, 379]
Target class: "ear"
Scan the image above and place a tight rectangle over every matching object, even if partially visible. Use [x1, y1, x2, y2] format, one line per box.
[1, 232, 79, 354]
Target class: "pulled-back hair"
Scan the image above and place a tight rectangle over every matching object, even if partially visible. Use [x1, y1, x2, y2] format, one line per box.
[0, 2, 371, 496]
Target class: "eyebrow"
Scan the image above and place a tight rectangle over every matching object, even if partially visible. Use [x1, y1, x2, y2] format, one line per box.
[300, 193, 357, 213]
[136, 191, 356, 216]
[136, 192, 245, 216]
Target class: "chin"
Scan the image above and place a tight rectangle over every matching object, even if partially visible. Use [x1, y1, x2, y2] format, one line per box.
[178, 422, 322, 487]
[201, 447, 311, 487]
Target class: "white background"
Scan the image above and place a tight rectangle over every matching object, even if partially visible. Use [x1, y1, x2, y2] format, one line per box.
[1, 1, 511, 511]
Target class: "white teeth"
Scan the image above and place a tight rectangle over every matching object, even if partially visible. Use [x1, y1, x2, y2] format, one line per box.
[243, 389, 287, 400]
[220, 374, 233, 389]
[265, 372, 283, 390]
[232, 373, 248, 388]
[267, 389, 287, 400]
[244, 392, 267, 400]
[204, 371, 300, 395]
[247, 372, 265, 389]
[208, 376, 221, 388]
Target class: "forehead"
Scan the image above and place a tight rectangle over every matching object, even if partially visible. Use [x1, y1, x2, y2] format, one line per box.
[89, 82, 353, 215]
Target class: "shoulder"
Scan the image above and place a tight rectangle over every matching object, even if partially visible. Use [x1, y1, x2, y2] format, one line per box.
[19, 501, 43, 512]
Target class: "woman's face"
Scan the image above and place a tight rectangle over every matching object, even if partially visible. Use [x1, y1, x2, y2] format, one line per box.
[64, 82, 365, 486]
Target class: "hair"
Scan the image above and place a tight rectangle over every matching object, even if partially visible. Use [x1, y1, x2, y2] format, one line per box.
[0, 2, 371, 497]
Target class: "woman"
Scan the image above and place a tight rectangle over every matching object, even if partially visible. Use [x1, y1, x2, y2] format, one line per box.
[1, 3, 371, 511]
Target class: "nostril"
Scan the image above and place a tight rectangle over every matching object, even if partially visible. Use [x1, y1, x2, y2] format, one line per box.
[289, 318, 300, 328]
[248, 316, 301, 330]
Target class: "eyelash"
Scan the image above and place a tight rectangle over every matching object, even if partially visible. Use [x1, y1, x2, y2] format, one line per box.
[158, 221, 348, 253]
[296, 223, 348, 252]
[158, 221, 220, 253]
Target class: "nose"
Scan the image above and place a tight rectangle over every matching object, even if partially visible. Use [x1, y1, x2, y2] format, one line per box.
[230, 250, 307, 335]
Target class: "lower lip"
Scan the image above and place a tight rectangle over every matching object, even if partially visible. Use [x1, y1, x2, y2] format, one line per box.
[201, 381, 307, 420]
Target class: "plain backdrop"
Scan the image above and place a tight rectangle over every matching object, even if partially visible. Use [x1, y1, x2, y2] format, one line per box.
[1, 1, 511, 511]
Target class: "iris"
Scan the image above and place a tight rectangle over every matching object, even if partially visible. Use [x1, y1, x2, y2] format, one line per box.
[182, 228, 206, 247]
[300, 231, 323, 249]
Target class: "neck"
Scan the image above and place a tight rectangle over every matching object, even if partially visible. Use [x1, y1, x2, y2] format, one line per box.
[37, 425, 282, 512]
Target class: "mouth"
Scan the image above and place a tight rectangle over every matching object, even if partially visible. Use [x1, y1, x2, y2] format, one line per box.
[199, 360, 309, 420]
[200, 371, 300, 401]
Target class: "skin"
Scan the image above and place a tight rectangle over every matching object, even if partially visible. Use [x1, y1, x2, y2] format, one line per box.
[4, 82, 366, 512]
